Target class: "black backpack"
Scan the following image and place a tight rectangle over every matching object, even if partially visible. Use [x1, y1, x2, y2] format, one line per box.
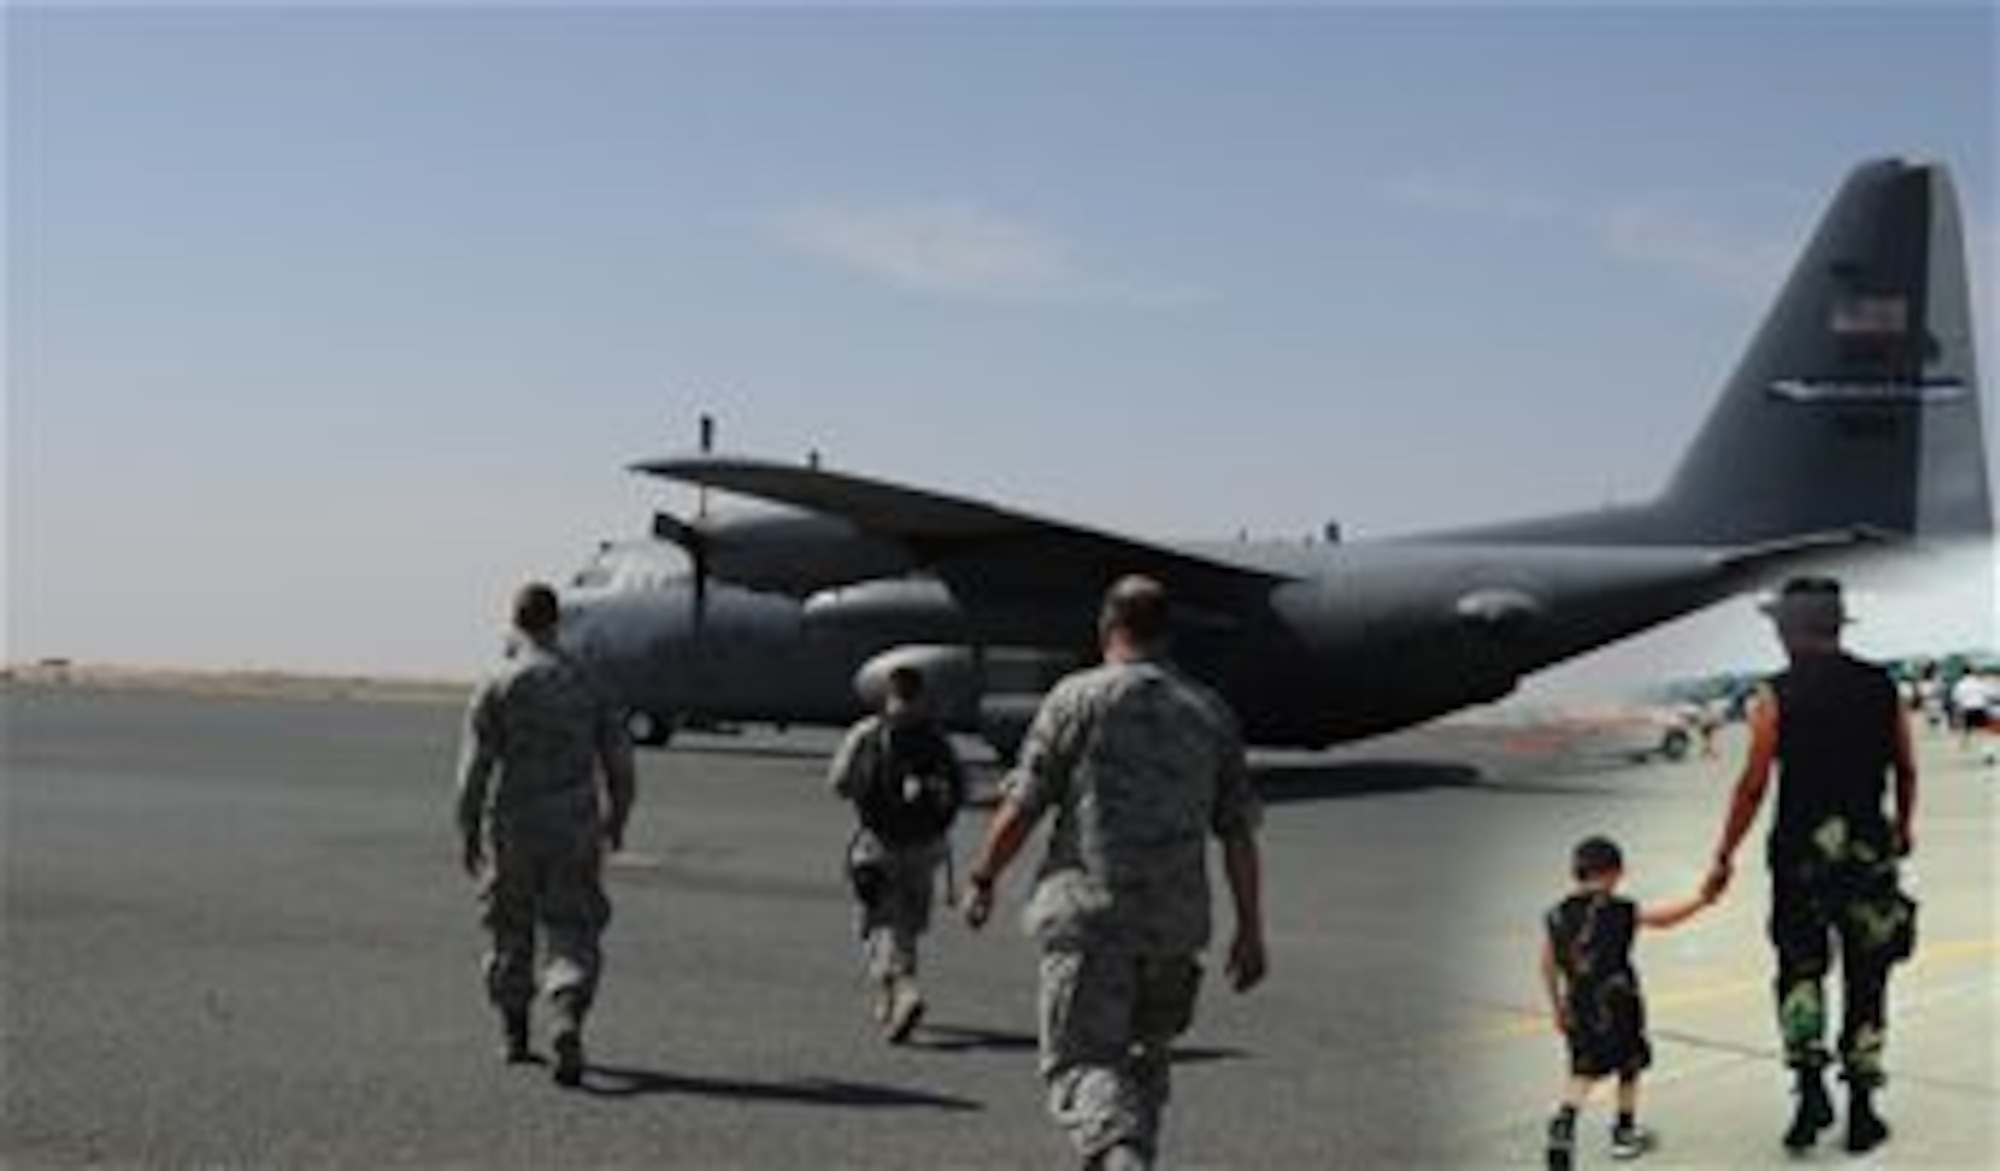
[855, 719, 962, 846]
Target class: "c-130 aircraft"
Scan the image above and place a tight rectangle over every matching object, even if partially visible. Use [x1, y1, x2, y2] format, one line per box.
[560, 159, 1990, 755]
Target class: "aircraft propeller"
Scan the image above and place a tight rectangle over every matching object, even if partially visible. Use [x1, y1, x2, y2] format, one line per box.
[651, 509, 712, 629]
[652, 413, 718, 631]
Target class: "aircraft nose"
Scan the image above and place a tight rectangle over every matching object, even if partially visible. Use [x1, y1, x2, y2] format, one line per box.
[556, 597, 596, 653]
[560, 590, 645, 655]
[561, 585, 695, 664]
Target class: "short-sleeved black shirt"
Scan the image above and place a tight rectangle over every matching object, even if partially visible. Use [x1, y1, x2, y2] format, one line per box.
[1546, 890, 1651, 1077]
[1548, 891, 1638, 991]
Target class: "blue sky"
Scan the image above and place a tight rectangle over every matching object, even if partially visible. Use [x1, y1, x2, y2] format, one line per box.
[7, 4, 1996, 679]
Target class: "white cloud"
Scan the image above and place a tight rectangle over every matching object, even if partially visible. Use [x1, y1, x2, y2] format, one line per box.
[1593, 197, 1793, 302]
[1375, 174, 1567, 226]
[1379, 171, 1794, 301]
[768, 199, 1208, 308]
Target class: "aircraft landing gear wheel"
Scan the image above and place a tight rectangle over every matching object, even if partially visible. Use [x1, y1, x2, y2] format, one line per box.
[627, 710, 674, 748]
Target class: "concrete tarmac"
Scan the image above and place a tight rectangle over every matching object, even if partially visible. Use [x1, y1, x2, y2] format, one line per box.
[3, 683, 1993, 1168]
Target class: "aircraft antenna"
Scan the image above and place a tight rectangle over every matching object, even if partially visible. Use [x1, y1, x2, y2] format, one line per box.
[690, 413, 716, 629]
[697, 413, 715, 517]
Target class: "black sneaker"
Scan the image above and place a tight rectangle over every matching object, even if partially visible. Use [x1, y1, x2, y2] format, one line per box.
[552, 1031, 585, 1088]
[1610, 1122, 1656, 1160]
[1547, 1114, 1576, 1171]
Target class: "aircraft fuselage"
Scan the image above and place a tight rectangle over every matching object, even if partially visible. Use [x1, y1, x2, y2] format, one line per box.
[563, 537, 1745, 750]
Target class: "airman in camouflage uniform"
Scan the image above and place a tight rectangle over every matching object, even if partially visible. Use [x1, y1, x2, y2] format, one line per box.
[457, 582, 636, 1087]
[829, 665, 965, 1043]
[1706, 577, 1917, 1155]
[964, 576, 1267, 1171]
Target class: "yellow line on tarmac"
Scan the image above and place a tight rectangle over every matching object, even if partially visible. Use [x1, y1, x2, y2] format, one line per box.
[1461, 935, 1999, 1045]
[1903, 934, 2000, 967]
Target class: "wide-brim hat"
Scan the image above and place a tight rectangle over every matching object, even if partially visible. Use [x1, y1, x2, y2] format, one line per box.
[1759, 575, 1849, 632]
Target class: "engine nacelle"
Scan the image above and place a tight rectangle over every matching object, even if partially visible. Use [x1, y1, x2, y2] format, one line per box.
[852, 644, 1080, 759]
[852, 645, 981, 718]
[802, 578, 965, 640]
[654, 507, 914, 594]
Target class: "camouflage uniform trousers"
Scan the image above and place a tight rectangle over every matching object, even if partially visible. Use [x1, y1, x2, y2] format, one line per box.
[1039, 945, 1202, 1167]
[1769, 835, 1911, 1087]
[481, 815, 611, 1035]
[856, 837, 947, 983]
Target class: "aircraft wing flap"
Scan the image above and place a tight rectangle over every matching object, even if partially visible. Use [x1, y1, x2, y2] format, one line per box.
[630, 456, 1291, 608]
[1706, 527, 1900, 574]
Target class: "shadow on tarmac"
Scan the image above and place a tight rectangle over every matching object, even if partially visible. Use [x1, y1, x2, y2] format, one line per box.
[906, 1023, 1039, 1053]
[908, 1024, 1246, 1068]
[1249, 757, 1646, 803]
[1251, 760, 1485, 804]
[578, 1066, 984, 1110]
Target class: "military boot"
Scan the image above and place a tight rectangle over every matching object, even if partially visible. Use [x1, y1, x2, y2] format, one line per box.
[500, 1008, 533, 1064]
[1782, 1066, 1835, 1151]
[551, 1028, 586, 1088]
[884, 975, 925, 1044]
[1845, 1085, 1889, 1154]
[1086, 1141, 1150, 1171]
[870, 974, 894, 1025]
[548, 994, 587, 1087]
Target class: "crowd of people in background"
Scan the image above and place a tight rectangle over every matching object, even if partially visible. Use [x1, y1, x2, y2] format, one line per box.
[1683, 655, 1997, 769]
[1903, 659, 1997, 765]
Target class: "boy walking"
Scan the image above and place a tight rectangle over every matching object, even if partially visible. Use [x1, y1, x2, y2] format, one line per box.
[1541, 836, 1712, 1168]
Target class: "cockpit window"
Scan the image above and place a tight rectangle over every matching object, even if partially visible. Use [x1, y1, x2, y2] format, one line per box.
[567, 539, 687, 593]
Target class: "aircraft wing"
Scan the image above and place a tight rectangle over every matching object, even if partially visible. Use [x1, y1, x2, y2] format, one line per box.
[630, 456, 1291, 628]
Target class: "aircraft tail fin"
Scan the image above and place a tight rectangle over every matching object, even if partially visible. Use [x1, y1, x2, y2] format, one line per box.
[1656, 158, 1990, 545]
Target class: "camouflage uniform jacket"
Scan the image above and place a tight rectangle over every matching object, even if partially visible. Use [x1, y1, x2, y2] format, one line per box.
[1004, 655, 1259, 955]
[457, 640, 632, 839]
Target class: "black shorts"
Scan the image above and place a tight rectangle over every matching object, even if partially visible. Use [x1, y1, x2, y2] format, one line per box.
[1566, 980, 1652, 1079]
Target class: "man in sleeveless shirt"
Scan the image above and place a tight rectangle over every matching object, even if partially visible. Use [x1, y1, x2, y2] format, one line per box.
[1704, 577, 1917, 1154]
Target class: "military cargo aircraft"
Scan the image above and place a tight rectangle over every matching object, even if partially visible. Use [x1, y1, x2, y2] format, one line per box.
[560, 159, 1990, 755]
